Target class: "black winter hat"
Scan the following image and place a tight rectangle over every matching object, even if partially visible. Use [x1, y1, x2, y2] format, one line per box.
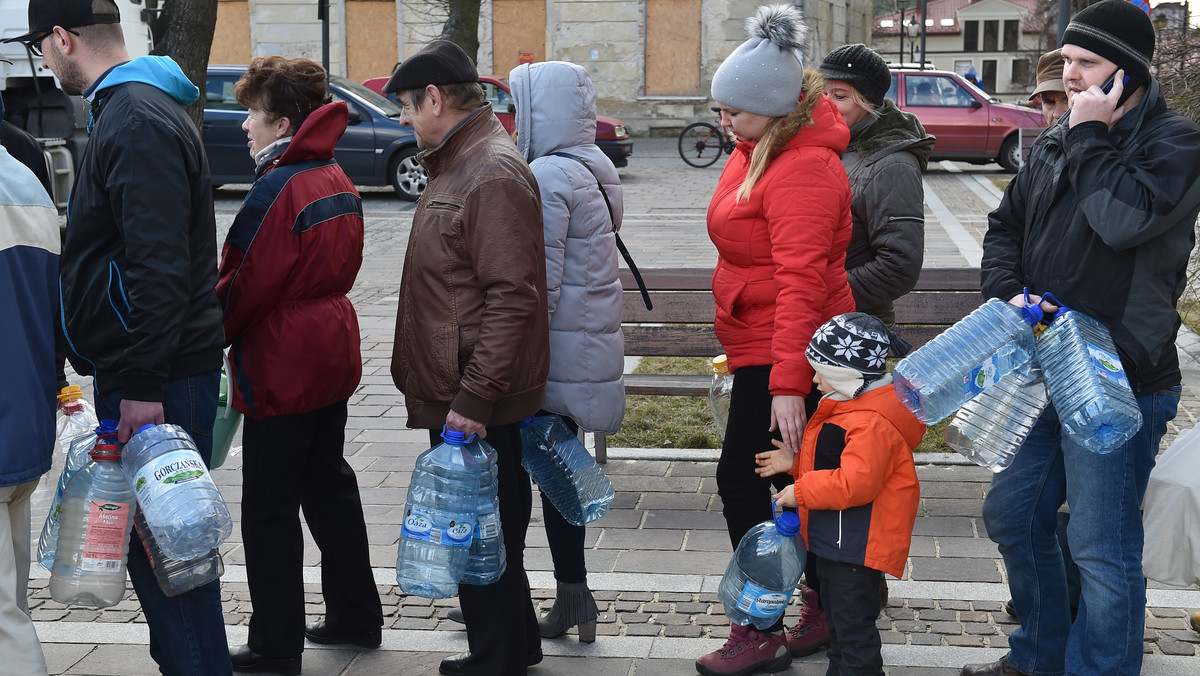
[1062, 0, 1155, 84]
[383, 40, 478, 94]
[819, 44, 891, 107]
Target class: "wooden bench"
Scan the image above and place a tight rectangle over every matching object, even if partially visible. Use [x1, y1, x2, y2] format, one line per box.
[594, 266, 982, 461]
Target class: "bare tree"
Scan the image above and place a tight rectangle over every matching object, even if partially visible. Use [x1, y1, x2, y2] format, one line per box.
[145, 0, 218, 129]
[440, 0, 481, 63]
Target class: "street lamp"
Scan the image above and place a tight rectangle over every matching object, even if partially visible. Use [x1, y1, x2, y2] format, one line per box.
[907, 18, 920, 65]
[897, 1, 911, 65]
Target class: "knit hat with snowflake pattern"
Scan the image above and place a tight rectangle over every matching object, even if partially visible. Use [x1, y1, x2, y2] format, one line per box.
[806, 313, 905, 399]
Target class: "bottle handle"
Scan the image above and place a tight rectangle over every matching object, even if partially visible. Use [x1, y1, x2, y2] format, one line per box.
[770, 499, 796, 529]
[1040, 291, 1070, 321]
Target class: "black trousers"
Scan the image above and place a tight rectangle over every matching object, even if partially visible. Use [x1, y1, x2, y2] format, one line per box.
[539, 413, 586, 583]
[430, 423, 540, 675]
[816, 557, 884, 676]
[242, 400, 382, 657]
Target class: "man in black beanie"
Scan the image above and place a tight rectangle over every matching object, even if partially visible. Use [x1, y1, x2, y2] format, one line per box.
[964, 2, 1200, 676]
[385, 40, 549, 676]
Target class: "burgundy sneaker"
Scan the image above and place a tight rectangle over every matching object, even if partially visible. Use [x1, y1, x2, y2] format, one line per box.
[695, 623, 791, 676]
[784, 586, 830, 657]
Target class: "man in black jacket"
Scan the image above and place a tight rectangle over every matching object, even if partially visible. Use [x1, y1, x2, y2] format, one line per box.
[4, 2, 231, 674]
[962, 3, 1200, 676]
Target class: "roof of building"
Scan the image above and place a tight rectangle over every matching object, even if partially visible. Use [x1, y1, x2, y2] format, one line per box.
[873, 0, 1048, 36]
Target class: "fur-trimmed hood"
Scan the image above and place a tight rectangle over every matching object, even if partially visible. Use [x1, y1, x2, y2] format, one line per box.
[847, 99, 935, 172]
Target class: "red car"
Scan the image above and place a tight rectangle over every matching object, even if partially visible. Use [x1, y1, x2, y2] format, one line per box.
[362, 75, 633, 168]
[885, 69, 1045, 172]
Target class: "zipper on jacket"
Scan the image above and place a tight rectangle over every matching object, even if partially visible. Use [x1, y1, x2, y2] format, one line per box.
[425, 201, 460, 212]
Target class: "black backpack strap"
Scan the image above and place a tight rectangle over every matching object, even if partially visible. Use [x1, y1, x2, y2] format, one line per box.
[549, 152, 652, 311]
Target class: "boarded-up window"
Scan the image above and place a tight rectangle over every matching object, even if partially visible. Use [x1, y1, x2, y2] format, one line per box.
[493, 0, 546, 79]
[646, 0, 701, 95]
[210, 1, 251, 66]
[346, 1, 399, 82]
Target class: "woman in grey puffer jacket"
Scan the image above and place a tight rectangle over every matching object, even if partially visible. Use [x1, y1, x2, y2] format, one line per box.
[820, 44, 935, 328]
[510, 59, 625, 644]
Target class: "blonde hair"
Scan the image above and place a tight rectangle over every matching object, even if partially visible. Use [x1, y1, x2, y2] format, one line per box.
[737, 69, 825, 202]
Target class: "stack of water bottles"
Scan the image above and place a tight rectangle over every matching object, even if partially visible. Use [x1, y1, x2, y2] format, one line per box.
[708, 355, 734, 437]
[39, 386, 100, 570]
[521, 415, 614, 526]
[50, 420, 136, 608]
[895, 290, 1142, 471]
[718, 501, 805, 629]
[396, 427, 504, 598]
[120, 424, 232, 595]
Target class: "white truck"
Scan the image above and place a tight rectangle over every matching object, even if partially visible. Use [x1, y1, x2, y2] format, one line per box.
[0, 0, 152, 210]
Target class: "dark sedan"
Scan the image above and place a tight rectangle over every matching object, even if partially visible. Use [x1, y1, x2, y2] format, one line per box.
[204, 66, 425, 200]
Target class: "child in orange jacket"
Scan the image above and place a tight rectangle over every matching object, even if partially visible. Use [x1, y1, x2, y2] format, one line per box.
[756, 312, 925, 675]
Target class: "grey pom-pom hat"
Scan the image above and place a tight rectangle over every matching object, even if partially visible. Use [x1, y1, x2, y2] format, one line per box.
[711, 4, 809, 117]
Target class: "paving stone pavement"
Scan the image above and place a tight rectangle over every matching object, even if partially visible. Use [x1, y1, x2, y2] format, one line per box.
[30, 139, 1200, 674]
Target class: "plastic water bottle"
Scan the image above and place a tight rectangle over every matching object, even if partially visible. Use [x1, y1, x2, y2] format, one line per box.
[120, 424, 233, 561]
[944, 362, 1050, 472]
[395, 427, 479, 599]
[461, 435, 505, 586]
[709, 355, 734, 437]
[520, 415, 614, 526]
[132, 508, 224, 597]
[1034, 300, 1142, 453]
[50, 420, 136, 608]
[718, 502, 806, 630]
[893, 297, 1038, 424]
[55, 385, 98, 454]
[38, 429, 99, 570]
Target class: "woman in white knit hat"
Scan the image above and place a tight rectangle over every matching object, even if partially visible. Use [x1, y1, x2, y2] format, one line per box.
[697, 5, 856, 675]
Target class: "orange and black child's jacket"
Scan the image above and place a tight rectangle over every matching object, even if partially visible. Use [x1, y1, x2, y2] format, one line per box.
[788, 383, 925, 578]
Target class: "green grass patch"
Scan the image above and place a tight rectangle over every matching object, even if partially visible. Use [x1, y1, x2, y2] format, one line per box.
[988, 175, 1013, 193]
[610, 356, 953, 453]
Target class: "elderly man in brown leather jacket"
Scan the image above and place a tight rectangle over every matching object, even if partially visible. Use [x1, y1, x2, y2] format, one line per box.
[384, 40, 550, 676]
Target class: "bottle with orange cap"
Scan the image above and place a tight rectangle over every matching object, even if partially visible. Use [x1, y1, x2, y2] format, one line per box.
[49, 420, 137, 608]
[54, 384, 97, 454]
[709, 355, 735, 437]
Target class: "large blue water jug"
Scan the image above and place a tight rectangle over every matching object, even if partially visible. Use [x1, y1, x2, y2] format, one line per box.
[395, 428, 479, 598]
[520, 415, 614, 526]
[1035, 297, 1142, 453]
[120, 424, 233, 561]
[718, 502, 806, 630]
[893, 297, 1037, 424]
[461, 435, 505, 585]
[944, 362, 1049, 472]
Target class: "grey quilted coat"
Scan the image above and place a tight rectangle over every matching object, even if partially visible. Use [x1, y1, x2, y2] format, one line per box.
[510, 61, 626, 433]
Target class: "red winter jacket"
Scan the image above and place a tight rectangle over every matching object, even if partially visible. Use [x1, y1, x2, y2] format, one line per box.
[707, 91, 856, 397]
[216, 101, 365, 419]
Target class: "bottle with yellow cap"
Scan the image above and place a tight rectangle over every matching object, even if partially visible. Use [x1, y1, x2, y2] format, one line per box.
[55, 385, 97, 454]
[709, 355, 734, 437]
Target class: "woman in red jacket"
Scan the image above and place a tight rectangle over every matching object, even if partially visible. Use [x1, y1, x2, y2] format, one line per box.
[216, 56, 382, 674]
[697, 7, 856, 676]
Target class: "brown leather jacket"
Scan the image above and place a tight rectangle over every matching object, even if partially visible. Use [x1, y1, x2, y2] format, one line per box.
[391, 106, 550, 429]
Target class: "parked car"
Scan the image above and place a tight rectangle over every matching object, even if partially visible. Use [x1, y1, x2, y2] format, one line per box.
[362, 74, 634, 168]
[204, 66, 425, 200]
[885, 68, 1045, 172]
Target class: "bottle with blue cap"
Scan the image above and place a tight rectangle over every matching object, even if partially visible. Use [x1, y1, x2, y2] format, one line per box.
[50, 419, 136, 608]
[718, 501, 806, 629]
[893, 297, 1040, 424]
[461, 434, 505, 585]
[1034, 292, 1142, 453]
[395, 427, 480, 598]
[520, 415, 614, 526]
[120, 423, 233, 561]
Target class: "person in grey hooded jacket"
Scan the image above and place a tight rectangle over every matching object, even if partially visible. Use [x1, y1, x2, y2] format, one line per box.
[820, 45, 934, 329]
[511, 60, 625, 643]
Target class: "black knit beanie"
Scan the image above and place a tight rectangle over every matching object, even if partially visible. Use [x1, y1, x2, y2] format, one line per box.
[819, 44, 891, 107]
[1062, 0, 1155, 85]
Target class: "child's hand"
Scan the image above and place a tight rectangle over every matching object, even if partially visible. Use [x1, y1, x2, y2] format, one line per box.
[755, 438, 795, 477]
[772, 484, 799, 509]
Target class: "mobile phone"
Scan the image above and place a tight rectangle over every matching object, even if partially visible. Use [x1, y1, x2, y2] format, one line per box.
[1100, 72, 1136, 107]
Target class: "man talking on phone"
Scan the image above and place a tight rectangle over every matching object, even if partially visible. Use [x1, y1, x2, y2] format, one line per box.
[962, 2, 1200, 676]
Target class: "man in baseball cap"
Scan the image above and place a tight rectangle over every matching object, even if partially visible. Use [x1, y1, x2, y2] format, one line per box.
[2, 0, 121, 51]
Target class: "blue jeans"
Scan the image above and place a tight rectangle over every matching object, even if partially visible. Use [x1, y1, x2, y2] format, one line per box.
[982, 386, 1179, 676]
[96, 371, 233, 676]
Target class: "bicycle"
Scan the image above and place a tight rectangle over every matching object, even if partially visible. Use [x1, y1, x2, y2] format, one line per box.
[677, 107, 737, 168]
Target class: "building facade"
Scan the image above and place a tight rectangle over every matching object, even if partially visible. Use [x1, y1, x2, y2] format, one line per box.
[210, 0, 872, 133]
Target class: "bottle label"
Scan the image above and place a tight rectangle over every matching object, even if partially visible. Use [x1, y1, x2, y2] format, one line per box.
[401, 509, 474, 548]
[131, 450, 210, 509]
[476, 512, 500, 540]
[82, 500, 130, 571]
[1087, 342, 1129, 388]
[734, 581, 792, 619]
[963, 355, 1000, 397]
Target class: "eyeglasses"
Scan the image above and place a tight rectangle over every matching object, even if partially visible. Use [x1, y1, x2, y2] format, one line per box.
[26, 27, 80, 57]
